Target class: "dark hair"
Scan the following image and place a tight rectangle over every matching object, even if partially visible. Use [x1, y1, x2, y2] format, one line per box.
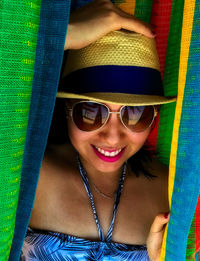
[47, 98, 158, 179]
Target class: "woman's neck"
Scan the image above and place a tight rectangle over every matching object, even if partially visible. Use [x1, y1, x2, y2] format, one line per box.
[78, 154, 125, 192]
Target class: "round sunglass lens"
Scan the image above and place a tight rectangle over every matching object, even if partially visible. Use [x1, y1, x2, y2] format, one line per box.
[72, 102, 109, 131]
[121, 106, 154, 132]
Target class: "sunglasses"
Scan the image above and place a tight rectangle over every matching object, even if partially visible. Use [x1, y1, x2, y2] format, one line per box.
[66, 101, 158, 133]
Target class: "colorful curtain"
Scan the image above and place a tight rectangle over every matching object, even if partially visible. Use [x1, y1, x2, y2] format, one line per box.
[0, 0, 199, 260]
[0, 1, 71, 260]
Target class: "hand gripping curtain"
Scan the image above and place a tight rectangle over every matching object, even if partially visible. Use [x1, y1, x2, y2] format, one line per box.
[0, 0, 199, 261]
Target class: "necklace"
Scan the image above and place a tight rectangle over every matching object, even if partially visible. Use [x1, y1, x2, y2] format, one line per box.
[90, 181, 117, 199]
[76, 152, 127, 242]
[90, 164, 129, 199]
[76, 152, 127, 200]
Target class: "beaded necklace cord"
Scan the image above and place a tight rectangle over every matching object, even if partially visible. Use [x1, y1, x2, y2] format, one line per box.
[76, 152, 127, 242]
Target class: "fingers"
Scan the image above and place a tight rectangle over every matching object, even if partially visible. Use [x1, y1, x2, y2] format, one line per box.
[146, 213, 170, 261]
[112, 5, 155, 38]
[120, 16, 155, 38]
[65, 0, 156, 50]
[149, 213, 170, 234]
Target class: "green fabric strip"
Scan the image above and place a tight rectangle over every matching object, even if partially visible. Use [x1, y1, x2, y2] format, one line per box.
[0, 1, 41, 260]
[134, 0, 153, 23]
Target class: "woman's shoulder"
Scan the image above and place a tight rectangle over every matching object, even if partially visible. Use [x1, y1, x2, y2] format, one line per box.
[143, 156, 169, 194]
[29, 143, 79, 228]
[143, 155, 169, 206]
[34, 143, 77, 204]
[128, 155, 169, 209]
[44, 142, 76, 164]
[41, 143, 77, 176]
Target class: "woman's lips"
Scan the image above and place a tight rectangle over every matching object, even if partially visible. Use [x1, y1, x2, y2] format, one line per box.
[92, 145, 126, 163]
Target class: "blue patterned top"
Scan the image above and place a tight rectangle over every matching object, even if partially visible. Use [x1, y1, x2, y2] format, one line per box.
[21, 154, 150, 260]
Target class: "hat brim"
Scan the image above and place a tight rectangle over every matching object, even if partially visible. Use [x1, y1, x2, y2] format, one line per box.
[56, 92, 176, 106]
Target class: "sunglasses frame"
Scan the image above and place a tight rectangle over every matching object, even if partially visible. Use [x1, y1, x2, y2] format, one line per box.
[66, 101, 158, 133]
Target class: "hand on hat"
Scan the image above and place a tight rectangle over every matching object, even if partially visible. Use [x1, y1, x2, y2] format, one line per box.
[65, 0, 155, 50]
[146, 213, 170, 261]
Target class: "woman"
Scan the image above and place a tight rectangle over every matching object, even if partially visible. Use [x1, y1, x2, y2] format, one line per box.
[21, 1, 175, 260]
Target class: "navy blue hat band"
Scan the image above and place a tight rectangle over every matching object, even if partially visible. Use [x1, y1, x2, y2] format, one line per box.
[61, 65, 164, 96]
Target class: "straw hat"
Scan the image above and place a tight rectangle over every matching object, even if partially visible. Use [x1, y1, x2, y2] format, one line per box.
[57, 30, 176, 106]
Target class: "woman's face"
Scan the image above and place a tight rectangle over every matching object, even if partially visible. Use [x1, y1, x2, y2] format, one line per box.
[66, 99, 152, 174]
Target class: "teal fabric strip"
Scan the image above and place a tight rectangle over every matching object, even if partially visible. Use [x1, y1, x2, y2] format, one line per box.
[8, 1, 71, 260]
[165, 2, 200, 260]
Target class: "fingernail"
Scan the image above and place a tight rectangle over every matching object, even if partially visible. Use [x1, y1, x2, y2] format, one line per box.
[164, 213, 169, 219]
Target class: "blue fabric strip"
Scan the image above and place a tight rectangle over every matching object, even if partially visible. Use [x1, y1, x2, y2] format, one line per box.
[62, 66, 164, 96]
[165, 2, 200, 260]
[8, 1, 71, 260]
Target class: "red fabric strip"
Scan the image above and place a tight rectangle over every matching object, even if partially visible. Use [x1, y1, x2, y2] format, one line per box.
[147, 0, 173, 150]
[151, 0, 173, 79]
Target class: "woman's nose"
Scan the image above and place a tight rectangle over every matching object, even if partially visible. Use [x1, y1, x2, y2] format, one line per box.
[99, 113, 125, 145]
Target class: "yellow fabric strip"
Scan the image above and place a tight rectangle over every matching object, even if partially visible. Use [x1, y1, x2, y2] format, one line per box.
[116, 0, 136, 15]
[160, 1, 196, 260]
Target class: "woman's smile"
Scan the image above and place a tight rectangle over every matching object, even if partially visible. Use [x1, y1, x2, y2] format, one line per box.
[92, 145, 126, 162]
[93, 145, 124, 155]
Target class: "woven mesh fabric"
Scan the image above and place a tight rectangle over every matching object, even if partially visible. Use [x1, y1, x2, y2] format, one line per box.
[154, 0, 183, 173]
[171, 1, 200, 258]
[0, 1, 41, 260]
[151, 0, 200, 259]
[155, 0, 184, 164]
[6, 1, 71, 260]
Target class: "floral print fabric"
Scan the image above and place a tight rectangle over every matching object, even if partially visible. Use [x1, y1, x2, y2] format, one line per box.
[21, 227, 150, 260]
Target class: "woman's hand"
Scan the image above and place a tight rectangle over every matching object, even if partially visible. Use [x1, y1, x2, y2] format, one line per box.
[65, 0, 155, 50]
[146, 213, 170, 261]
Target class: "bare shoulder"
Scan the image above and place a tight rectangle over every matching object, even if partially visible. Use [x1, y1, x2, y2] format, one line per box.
[29, 143, 77, 227]
[35, 143, 74, 186]
[143, 156, 169, 197]
[44, 142, 76, 169]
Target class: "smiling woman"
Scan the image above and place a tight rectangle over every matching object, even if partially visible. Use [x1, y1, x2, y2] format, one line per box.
[48, 97, 159, 178]
[21, 1, 176, 260]
[67, 100, 153, 174]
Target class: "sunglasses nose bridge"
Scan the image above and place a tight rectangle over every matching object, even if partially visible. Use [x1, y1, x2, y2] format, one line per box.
[109, 111, 121, 115]
[106, 111, 125, 129]
[107, 111, 122, 122]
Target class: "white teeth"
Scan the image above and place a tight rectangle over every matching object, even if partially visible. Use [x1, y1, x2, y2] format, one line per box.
[95, 146, 122, 157]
